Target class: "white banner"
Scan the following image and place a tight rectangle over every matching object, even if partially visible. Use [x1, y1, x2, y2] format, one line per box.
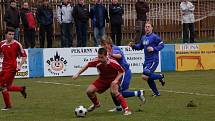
[43, 47, 161, 77]
[0, 49, 29, 78]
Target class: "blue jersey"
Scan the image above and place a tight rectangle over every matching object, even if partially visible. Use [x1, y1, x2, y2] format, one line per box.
[112, 45, 131, 91]
[132, 32, 164, 62]
[112, 45, 130, 70]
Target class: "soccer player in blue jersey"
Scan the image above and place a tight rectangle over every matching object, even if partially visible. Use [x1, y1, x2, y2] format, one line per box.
[101, 35, 145, 112]
[129, 21, 165, 97]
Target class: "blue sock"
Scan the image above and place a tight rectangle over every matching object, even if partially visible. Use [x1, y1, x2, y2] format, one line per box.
[147, 79, 160, 95]
[149, 73, 162, 80]
[121, 90, 135, 98]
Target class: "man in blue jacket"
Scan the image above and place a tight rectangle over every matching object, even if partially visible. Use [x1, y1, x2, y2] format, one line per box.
[129, 21, 165, 97]
[90, 0, 109, 46]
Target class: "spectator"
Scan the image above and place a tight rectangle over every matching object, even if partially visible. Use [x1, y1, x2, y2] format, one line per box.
[109, 0, 124, 46]
[73, 0, 90, 47]
[4, 0, 20, 41]
[90, 0, 97, 46]
[90, 0, 109, 47]
[57, 0, 73, 48]
[20, 2, 36, 48]
[36, 0, 53, 48]
[134, 0, 149, 42]
[180, 0, 195, 43]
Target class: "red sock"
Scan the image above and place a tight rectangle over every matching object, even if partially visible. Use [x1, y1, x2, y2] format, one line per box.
[89, 95, 99, 106]
[7, 86, 23, 91]
[2, 90, 11, 108]
[116, 94, 128, 111]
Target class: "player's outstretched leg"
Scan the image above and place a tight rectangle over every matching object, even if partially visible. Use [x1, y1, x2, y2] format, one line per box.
[116, 94, 131, 115]
[159, 74, 165, 86]
[147, 79, 160, 97]
[7, 86, 27, 98]
[108, 93, 122, 112]
[121, 90, 146, 103]
[86, 85, 100, 112]
[1, 90, 12, 111]
[87, 95, 100, 112]
[20, 86, 27, 98]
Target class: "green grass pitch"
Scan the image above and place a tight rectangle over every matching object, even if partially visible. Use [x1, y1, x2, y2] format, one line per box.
[0, 70, 215, 121]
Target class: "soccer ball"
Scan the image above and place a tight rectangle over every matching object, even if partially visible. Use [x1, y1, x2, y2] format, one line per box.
[75, 105, 87, 117]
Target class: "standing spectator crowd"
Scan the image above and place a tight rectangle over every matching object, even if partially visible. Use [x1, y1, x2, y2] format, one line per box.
[3, 0, 196, 48]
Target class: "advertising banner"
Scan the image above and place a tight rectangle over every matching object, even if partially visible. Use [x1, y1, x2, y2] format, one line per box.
[0, 49, 29, 78]
[43, 47, 161, 77]
[175, 43, 215, 71]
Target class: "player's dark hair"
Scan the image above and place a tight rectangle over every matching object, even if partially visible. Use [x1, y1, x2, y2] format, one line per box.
[98, 48, 107, 55]
[10, 0, 16, 3]
[5, 27, 16, 34]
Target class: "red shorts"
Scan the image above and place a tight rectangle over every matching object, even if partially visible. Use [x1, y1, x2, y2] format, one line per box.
[92, 78, 113, 93]
[0, 71, 16, 87]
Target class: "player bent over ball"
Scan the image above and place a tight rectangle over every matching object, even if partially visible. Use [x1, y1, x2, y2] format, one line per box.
[72, 48, 131, 115]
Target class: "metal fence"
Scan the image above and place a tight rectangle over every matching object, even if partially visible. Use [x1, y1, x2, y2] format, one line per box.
[0, 0, 214, 47]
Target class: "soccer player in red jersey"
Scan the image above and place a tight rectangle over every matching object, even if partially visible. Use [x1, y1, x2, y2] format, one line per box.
[72, 48, 131, 115]
[0, 28, 27, 111]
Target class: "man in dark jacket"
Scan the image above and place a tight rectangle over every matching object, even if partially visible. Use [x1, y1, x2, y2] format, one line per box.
[109, 0, 124, 46]
[4, 0, 20, 40]
[36, 0, 53, 48]
[20, 2, 36, 48]
[73, 0, 90, 47]
[135, 0, 149, 42]
[90, 0, 109, 47]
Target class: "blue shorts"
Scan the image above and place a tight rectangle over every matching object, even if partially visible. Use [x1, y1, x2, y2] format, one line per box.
[143, 61, 159, 76]
[119, 69, 131, 91]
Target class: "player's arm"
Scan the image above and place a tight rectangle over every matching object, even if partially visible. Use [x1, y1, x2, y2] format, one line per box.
[112, 70, 124, 85]
[188, 2, 195, 11]
[147, 36, 164, 52]
[72, 64, 89, 80]
[72, 59, 98, 80]
[17, 43, 27, 71]
[154, 36, 164, 52]
[129, 37, 144, 50]
[111, 62, 125, 85]
[111, 53, 122, 59]
[111, 49, 122, 59]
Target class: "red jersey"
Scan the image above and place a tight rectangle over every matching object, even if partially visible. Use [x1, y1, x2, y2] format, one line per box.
[0, 40, 27, 71]
[87, 58, 124, 80]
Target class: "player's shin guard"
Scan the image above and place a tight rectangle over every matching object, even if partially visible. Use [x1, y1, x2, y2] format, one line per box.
[111, 93, 121, 107]
[147, 79, 160, 95]
[116, 94, 129, 111]
[88, 95, 99, 106]
[2, 90, 11, 108]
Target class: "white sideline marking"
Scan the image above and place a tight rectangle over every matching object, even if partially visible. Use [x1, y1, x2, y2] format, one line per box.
[159, 89, 215, 97]
[36, 81, 81, 87]
[35, 81, 215, 97]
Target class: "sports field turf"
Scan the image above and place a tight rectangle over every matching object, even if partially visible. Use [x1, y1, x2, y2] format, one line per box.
[0, 70, 215, 121]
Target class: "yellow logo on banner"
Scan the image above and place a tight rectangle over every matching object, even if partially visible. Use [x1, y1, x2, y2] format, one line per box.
[175, 43, 215, 71]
